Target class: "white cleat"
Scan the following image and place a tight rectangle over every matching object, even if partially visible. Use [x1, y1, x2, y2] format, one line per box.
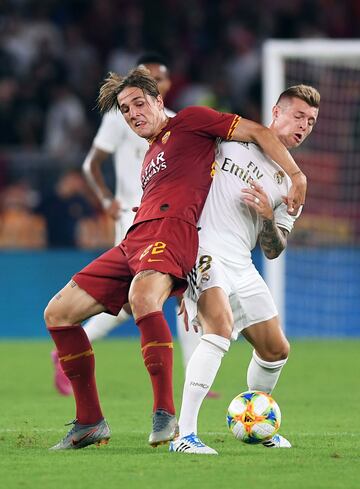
[262, 433, 291, 448]
[169, 433, 218, 455]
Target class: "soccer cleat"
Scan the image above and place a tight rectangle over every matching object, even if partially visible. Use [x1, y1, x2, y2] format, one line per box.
[148, 409, 179, 447]
[262, 433, 291, 448]
[169, 433, 218, 455]
[51, 350, 72, 396]
[49, 418, 111, 450]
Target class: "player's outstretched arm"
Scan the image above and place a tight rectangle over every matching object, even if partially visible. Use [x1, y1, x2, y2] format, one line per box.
[230, 118, 306, 215]
[82, 145, 121, 220]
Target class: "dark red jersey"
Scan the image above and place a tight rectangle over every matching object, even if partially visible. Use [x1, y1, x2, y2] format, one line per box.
[132, 106, 240, 228]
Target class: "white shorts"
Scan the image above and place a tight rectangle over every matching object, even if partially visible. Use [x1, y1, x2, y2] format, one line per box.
[185, 249, 278, 340]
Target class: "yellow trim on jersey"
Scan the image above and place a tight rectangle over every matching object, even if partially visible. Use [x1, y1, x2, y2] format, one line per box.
[59, 348, 94, 362]
[226, 115, 241, 140]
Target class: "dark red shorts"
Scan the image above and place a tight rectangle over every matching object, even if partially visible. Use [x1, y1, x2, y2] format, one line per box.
[73, 218, 198, 315]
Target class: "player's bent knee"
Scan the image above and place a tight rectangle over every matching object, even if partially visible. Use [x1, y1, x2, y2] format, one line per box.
[278, 339, 290, 359]
[44, 299, 74, 328]
[129, 291, 160, 318]
[261, 341, 290, 362]
[44, 302, 58, 328]
[44, 301, 63, 328]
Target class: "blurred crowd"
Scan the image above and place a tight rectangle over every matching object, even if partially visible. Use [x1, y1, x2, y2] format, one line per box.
[0, 0, 360, 248]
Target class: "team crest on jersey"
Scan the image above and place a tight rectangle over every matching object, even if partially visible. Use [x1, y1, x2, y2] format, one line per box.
[201, 272, 210, 283]
[162, 131, 171, 144]
[274, 170, 285, 184]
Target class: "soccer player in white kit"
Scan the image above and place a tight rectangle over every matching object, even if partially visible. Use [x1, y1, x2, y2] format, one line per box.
[51, 53, 201, 395]
[170, 85, 320, 454]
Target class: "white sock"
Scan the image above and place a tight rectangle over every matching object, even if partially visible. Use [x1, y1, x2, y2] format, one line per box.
[83, 309, 131, 342]
[175, 305, 201, 369]
[178, 334, 230, 437]
[247, 350, 288, 394]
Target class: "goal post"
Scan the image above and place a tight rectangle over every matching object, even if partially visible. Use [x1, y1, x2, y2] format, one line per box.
[262, 39, 360, 336]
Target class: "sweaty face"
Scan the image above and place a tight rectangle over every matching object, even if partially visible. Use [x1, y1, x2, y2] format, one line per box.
[271, 97, 319, 149]
[141, 63, 171, 99]
[117, 87, 164, 139]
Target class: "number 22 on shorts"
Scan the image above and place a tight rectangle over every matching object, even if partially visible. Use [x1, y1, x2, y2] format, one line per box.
[139, 241, 167, 261]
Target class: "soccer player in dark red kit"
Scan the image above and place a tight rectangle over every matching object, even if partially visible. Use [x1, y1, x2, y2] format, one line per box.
[45, 68, 306, 450]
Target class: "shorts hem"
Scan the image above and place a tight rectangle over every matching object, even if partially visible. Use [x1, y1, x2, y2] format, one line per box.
[72, 275, 120, 316]
[240, 312, 279, 331]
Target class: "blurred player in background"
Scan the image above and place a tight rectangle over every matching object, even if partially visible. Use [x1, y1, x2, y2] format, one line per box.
[170, 85, 320, 455]
[51, 53, 202, 397]
[44, 68, 306, 451]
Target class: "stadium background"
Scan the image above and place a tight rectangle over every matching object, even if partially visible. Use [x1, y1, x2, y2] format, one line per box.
[0, 0, 359, 338]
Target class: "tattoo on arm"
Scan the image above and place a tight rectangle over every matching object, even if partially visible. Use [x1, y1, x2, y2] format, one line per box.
[259, 219, 288, 259]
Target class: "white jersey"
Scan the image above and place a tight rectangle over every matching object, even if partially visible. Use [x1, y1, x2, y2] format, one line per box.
[198, 140, 298, 267]
[94, 110, 146, 210]
[93, 108, 175, 241]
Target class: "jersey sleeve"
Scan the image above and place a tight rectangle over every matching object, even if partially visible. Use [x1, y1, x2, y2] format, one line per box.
[274, 202, 300, 234]
[180, 106, 241, 140]
[93, 110, 125, 153]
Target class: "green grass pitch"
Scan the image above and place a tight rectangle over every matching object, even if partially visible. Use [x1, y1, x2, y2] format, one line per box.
[0, 339, 359, 489]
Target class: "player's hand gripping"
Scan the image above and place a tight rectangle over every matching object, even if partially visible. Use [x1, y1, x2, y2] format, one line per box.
[178, 299, 199, 333]
[283, 171, 307, 216]
[242, 180, 273, 220]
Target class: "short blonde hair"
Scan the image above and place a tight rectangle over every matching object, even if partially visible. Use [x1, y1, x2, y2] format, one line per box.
[276, 84, 320, 108]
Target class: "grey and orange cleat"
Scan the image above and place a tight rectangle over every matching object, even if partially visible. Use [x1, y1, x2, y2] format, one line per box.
[148, 409, 179, 447]
[49, 418, 111, 450]
[262, 433, 291, 448]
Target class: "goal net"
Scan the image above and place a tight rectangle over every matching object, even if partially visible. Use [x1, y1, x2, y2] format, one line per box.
[262, 40, 360, 337]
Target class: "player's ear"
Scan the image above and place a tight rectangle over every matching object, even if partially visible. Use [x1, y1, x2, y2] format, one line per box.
[156, 94, 164, 110]
[272, 104, 280, 120]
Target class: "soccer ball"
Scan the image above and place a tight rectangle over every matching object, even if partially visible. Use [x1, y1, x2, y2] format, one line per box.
[227, 390, 281, 444]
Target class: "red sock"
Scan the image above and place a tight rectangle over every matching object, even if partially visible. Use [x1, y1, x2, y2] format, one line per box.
[48, 325, 103, 425]
[136, 311, 175, 415]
